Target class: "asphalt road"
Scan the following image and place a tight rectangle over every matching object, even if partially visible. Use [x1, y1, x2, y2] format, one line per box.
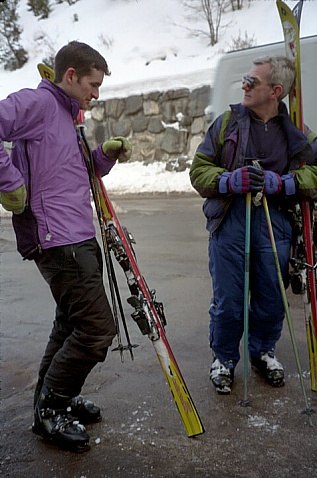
[1, 196, 317, 478]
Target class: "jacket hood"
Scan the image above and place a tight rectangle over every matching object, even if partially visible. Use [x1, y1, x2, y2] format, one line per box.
[38, 79, 80, 120]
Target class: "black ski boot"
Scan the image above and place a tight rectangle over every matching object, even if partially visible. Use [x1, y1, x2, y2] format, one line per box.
[70, 395, 102, 424]
[210, 357, 234, 394]
[34, 379, 101, 424]
[32, 385, 90, 453]
[33, 377, 44, 408]
[250, 351, 285, 388]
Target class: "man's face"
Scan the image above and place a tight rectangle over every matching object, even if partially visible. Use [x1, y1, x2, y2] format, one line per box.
[241, 63, 275, 111]
[70, 67, 104, 110]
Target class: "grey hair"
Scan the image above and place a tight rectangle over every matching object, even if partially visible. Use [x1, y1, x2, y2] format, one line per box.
[253, 55, 296, 101]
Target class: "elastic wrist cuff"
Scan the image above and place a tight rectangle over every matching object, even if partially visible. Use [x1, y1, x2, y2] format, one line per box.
[218, 172, 231, 194]
[282, 174, 297, 196]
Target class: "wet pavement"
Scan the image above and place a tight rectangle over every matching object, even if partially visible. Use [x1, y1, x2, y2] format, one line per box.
[1, 196, 317, 478]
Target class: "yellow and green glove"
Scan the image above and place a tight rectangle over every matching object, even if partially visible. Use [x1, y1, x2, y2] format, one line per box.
[0, 184, 27, 214]
[102, 136, 132, 163]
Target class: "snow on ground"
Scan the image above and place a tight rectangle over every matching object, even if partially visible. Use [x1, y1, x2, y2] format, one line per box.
[103, 161, 194, 195]
[0, 0, 316, 196]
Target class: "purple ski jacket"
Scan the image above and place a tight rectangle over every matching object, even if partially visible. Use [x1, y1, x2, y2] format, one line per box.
[0, 79, 116, 252]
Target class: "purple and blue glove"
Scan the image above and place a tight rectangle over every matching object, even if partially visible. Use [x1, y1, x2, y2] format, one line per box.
[219, 167, 297, 196]
[218, 166, 264, 194]
[263, 171, 297, 196]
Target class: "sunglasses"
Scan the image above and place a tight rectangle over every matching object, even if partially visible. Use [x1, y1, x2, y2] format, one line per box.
[242, 75, 258, 89]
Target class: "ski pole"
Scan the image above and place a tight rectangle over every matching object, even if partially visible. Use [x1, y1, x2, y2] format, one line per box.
[240, 192, 251, 407]
[77, 116, 138, 361]
[262, 196, 314, 423]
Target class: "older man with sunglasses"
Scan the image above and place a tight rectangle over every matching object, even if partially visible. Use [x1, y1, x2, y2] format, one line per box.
[190, 55, 317, 394]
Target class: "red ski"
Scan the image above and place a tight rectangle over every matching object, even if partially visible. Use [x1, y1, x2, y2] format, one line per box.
[277, 0, 317, 391]
[95, 169, 204, 436]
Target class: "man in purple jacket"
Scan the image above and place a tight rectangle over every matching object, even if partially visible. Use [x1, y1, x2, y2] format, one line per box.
[0, 41, 132, 452]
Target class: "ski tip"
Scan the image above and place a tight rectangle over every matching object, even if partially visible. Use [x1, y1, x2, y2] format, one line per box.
[37, 63, 55, 82]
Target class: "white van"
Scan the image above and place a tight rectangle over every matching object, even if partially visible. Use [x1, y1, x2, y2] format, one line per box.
[211, 35, 317, 133]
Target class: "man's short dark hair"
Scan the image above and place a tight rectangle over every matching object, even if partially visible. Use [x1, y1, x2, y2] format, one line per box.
[54, 41, 110, 83]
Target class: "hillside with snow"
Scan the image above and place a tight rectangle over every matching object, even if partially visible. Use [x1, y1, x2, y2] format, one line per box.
[0, 0, 316, 195]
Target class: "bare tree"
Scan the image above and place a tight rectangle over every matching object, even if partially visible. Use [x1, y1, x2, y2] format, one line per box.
[230, 0, 244, 10]
[182, 0, 229, 47]
[229, 29, 256, 51]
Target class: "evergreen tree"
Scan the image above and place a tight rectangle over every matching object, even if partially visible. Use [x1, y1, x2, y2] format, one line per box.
[0, 0, 28, 71]
[27, 0, 52, 19]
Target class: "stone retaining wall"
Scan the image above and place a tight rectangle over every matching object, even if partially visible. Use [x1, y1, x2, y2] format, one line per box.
[85, 85, 212, 172]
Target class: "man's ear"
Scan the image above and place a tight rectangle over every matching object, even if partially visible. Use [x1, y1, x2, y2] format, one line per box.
[64, 67, 77, 85]
[272, 84, 284, 101]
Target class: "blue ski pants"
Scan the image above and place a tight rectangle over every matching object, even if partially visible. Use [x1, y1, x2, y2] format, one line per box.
[208, 196, 292, 369]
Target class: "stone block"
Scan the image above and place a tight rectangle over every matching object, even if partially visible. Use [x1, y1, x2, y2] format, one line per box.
[125, 95, 143, 115]
[161, 127, 188, 154]
[148, 116, 165, 134]
[143, 99, 160, 116]
[188, 85, 211, 118]
[191, 117, 205, 135]
[105, 98, 126, 119]
[131, 116, 150, 133]
[161, 98, 189, 123]
[91, 104, 105, 122]
[112, 119, 131, 137]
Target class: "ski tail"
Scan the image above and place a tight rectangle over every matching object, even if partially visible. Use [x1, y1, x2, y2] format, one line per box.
[153, 337, 205, 437]
[37, 63, 54, 82]
[277, 0, 317, 391]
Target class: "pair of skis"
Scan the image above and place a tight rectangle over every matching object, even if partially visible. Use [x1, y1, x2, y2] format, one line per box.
[277, 0, 317, 392]
[37, 63, 204, 437]
[241, 2, 317, 410]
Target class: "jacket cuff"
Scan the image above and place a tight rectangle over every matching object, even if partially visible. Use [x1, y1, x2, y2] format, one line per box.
[218, 172, 231, 194]
[281, 173, 297, 196]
